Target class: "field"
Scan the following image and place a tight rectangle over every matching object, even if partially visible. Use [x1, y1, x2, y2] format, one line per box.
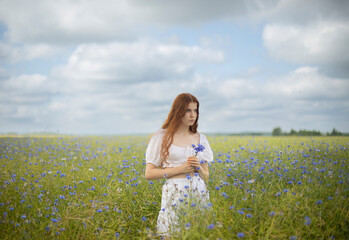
[0, 135, 348, 239]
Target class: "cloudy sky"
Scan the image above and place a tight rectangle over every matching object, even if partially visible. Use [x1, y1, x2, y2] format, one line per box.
[0, 0, 348, 135]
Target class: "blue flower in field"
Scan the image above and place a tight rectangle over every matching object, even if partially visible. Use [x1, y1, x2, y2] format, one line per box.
[21, 215, 26, 219]
[115, 232, 120, 237]
[207, 223, 215, 229]
[246, 214, 252, 218]
[288, 181, 293, 184]
[269, 211, 275, 216]
[96, 209, 102, 212]
[215, 186, 220, 190]
[297, 181, 302, 185]
[9, 207, 14, 211]
[92, 177, 97, 181]
[237, 210, 245, 215]
[283, 189, 289, 193]
[45, 227, 50, 231]
[289, 236, 297, 240]
[59, 195, 65, 199]
[191, 203, 196, 207]
[51, 218, 58, 223]
[104, 206, 109, 210]
[304, 216, 311, 225]
[141, 216, 147, 221]
[316, 200, 322, 205]
[184, 185, 189, 189]
[328, 197, 333, 200]
[237, 232, 245, 238]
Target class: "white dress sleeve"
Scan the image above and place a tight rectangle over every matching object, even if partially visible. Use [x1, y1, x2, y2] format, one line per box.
[145, 131, 163, 167]
[199, 134, 214, 163]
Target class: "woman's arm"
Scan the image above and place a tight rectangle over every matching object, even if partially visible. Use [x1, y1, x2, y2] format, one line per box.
[198, 162, 209, 184]
[145, 162, 194, 180]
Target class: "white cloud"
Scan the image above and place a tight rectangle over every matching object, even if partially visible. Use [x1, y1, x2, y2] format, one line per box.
[1, 64, 348, 134]
[263, 21, 349, 66]
[266, 67, 349, 99]
[54, 40, 224, 91]
[0, 0, 282, 45]
[0, 42, 61, 63]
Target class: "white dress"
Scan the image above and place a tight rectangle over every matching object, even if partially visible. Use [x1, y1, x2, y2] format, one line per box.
[145, 129, 214, 236]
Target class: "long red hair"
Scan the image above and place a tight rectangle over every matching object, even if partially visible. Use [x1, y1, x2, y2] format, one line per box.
[160, 93, 199, 166]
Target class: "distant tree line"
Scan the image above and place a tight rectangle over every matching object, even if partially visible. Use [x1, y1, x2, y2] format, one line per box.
[272, 127, 344, 136]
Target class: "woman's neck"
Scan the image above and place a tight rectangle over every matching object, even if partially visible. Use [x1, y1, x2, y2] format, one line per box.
[175, 124, 192, 136]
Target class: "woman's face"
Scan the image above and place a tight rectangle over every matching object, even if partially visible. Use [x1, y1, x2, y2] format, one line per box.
[181, 102, 198, 127]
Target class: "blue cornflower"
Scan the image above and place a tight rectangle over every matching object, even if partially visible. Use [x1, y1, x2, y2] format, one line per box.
[92, 177, 97, 181]
[316, 200, 322, 205]
[237, 210, 245, 215]
[206, 223, 215, 229]
[192, 144, 205, 156]
[304, 216, 311, 225]
[246, 214, 252, 218]
[141, 216, 147, 221]
[269, 211, 275, 216]
[115, 232, 120, 237]
[237, 232, 245, 238]
[191, 203, 196, 207]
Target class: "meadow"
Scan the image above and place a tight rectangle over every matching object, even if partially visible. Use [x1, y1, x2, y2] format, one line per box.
[0, 135, 348, 239]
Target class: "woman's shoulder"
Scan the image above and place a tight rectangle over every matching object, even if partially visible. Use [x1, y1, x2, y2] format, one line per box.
[198, 132, 210, 142]
[151, 129, 166, 138]
[198, 131, 207, 138]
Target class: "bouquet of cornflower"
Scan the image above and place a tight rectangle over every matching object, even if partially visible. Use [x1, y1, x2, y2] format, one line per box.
[191, 143, 205, 156]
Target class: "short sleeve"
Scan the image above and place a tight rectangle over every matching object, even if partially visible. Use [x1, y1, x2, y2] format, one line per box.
[199, 134, 214, 163]
[145, 131, 163, 167]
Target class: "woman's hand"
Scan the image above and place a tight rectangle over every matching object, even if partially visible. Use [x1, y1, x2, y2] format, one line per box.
[187, 156, 200, 169]
[178, 161, 195, 174]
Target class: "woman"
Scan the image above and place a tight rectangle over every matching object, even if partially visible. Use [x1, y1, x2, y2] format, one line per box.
[145, 93, 214, 237]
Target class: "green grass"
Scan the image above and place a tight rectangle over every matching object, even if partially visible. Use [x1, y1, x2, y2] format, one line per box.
[0, 135, 348, 239]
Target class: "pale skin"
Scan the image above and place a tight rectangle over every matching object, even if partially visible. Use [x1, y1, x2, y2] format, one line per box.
[145, 102, 210, 184]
